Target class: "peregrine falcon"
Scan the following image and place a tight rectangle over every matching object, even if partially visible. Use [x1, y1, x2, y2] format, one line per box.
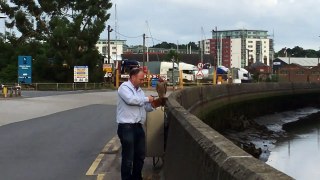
[156, 77, 167, 98]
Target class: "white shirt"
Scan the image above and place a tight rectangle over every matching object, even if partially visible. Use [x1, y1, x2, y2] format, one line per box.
[116, 80, 154, 124]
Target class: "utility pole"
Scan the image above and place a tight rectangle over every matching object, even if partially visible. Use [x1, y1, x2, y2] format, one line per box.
[143, 33, 146, 68]
[177, 40, 179, 54]
[0, 16, 6, 42]
[107, 25, 113, 64]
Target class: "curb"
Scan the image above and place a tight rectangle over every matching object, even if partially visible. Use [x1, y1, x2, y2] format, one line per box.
[86, 136, 121, 179]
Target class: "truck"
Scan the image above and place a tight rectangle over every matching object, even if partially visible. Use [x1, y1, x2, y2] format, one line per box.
[113, 59, 140, 85]
[179, 62, 196, 82]
[193, 65, 231, 84]
[230, 68, 252, 83]
[144, 61, 179, 85]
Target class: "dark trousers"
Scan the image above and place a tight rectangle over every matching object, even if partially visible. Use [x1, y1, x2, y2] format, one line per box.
[117, 123, 145, 180]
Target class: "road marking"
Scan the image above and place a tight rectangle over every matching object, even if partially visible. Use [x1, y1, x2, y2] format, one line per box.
[86, 154, 105, 175]
[101, 136, 118, 153]
[86, 135, 121, 177]
[97, 173, 105, 180]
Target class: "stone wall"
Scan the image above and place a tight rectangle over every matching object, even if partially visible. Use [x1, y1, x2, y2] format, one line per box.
[164, 83, 320, 180]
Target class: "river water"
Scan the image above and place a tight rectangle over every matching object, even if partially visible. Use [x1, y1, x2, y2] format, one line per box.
[255, 107, 320, 180]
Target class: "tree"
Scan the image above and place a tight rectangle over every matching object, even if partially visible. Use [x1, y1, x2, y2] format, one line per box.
[164, 50, 179, 62]
[152, 41, 199, 51]
[275, 46, 320, 58]
[0, 0, 112, 82]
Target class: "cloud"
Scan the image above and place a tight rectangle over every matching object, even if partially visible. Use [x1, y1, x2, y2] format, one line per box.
[106, 0, 320, 51]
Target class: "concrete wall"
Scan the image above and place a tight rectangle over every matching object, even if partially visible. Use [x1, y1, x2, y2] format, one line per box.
[164, 83, 320, 180]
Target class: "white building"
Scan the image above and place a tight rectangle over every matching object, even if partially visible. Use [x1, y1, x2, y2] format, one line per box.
[199, 39, 211, 55]
[209, 29, 274, 69]
[96, 39, 126, 63]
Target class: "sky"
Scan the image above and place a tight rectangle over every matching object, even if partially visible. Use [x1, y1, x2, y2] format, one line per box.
[100, 0, 320, 52]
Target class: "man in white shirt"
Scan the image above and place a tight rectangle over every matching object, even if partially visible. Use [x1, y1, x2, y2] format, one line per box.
[117, 68, 154, 180]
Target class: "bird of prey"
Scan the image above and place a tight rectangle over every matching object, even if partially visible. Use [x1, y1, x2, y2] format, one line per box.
[156, 77, 167, 98]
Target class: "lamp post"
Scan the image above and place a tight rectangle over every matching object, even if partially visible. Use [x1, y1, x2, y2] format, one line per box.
[107, 25, 113, 64]
[0, 16, 6, 42]
[246, 49, 250, 67]
[212, 27, 218, 84]
[288, 53, 294, 82]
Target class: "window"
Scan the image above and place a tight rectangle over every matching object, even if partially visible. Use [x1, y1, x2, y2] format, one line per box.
[296, 71, 304, 75]
[280, 70, 288, 74]
[312, 71, 320, 74]
[112, 47, 116, 49]
[248, 45, 253, 48]
[102, 47, 107, 54]
[248, 41, 253, 43]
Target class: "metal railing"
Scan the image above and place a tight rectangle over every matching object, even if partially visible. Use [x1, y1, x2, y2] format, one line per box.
[20, 83, 112, 91]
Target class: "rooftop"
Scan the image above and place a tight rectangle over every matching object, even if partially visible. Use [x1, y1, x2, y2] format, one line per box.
[277, 57, 320, 67]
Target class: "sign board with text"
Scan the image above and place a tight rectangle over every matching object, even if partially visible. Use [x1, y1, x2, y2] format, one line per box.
[18, 56, 32, 84]
[103, 64, 113, 73]
[74, 66, 89, 82]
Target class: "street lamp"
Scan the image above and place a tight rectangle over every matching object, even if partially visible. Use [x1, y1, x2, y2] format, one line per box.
[212, 27, 218, 66]
[246, 49, 251, 67]
[107, 25, 113, 64]
[212, 27, 218, 84]
[288, 53, 294, 82]
[0, 16, 6, 42]
[288, 53, 294, 64]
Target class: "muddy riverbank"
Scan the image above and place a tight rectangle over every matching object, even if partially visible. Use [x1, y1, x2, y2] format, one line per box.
[221, 107, 320, 162]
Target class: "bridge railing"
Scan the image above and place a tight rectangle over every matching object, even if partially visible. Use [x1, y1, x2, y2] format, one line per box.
[163, 83, 319, 179]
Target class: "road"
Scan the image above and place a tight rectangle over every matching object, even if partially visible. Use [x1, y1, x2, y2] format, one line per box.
[0, 90, 119, 180]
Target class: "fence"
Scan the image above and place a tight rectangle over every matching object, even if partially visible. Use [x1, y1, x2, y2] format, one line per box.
[20, 83, 112, 91]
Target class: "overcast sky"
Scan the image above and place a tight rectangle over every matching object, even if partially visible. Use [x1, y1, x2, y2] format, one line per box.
[100, 0, 320, 52]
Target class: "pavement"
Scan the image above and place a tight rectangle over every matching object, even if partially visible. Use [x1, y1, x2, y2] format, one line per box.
[86, 135, 164, 180]
[0, 89, 165, 180]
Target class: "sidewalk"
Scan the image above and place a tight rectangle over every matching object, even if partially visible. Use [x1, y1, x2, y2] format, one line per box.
[86, 136, 164, 180]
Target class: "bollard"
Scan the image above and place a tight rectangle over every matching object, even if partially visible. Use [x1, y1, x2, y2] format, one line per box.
[10, 87, 13, 97]
[15, 85, 21, 96]
[3, 86, 7, 98]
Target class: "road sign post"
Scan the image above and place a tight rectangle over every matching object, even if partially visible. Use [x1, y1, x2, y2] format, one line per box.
[196, 62, 204, 80]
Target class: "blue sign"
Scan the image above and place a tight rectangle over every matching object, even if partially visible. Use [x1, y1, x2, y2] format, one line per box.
[18, 56, 32, 84]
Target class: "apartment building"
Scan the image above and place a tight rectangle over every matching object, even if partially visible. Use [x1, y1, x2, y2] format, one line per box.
[95, 39, 126, 62]
[202, 29, 274, 68]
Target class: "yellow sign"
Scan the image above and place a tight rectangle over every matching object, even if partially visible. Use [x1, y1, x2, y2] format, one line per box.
[103, 64, 113, 73]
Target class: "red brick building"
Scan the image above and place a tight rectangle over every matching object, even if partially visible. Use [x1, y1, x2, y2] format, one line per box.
[309, 65, 320, 83]
[209, 38, 231, 68]
[278, 64, 309, 83]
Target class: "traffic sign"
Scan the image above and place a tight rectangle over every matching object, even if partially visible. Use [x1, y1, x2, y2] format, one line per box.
[103, 64, 113, 73]
[18, 56, 32, 84]
[196, 70, 204, 78]
[197, 63, 203, 69]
